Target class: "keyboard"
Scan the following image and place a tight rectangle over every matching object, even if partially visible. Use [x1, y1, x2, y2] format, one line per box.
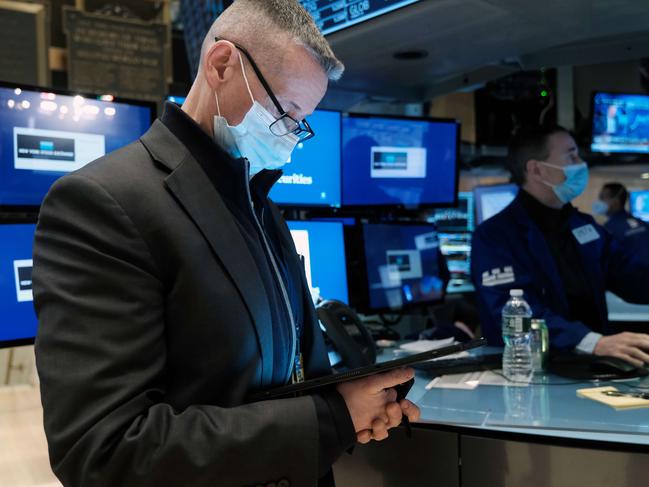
[414, 353, 502, 376]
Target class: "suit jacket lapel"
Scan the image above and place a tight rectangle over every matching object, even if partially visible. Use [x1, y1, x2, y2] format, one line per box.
[140, 121, 274, 387]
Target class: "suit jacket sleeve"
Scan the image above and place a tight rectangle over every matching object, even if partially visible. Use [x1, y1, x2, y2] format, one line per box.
[33, 174, 321, 487]
[471, 226, 591, 350]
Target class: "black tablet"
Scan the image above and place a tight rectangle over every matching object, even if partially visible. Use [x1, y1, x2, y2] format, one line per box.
[250, 337, 486, 401]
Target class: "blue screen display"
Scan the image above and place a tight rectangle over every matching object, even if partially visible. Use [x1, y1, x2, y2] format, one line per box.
[270, 110, 341, 207]
[631, 190, 649, 222]
[362, 223, 444, 311]
[341, 115, 458, 208]
[0, 86, 153, 206]
[0, 224, 38, 345]
[301, 0, 420, 35]
[287, 220, 348, 304]
[474, 184, 518, 225]
[167, 95, 186, 105]
[592, 92, 649, 154]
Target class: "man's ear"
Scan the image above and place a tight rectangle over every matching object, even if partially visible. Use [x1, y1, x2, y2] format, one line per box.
[526, 159, 541, 182]
[203, 41, 239, 91]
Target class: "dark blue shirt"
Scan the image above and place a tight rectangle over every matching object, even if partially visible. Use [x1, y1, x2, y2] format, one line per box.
[604, 210, 649, 265]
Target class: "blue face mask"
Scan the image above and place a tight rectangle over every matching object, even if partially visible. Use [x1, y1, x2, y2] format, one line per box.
[592, 200, 609, 216]
[540, 161, 589, 204]
[213, 53, 298, 177]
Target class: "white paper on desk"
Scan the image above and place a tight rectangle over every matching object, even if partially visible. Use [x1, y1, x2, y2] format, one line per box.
[399, 337, 455, 353]
[477, 370, 530, 387]
[426, 371, 483, 390]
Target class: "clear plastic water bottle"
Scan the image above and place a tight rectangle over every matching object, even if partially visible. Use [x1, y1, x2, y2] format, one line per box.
[502, 289, 533, 382]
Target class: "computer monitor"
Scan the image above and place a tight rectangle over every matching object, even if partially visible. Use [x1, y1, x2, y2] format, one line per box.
[286, 220, 349, 304]
[474, 183, 519, 225]
[630, 190, 649, 222]
[591, 92, 649, 154]
[351, 222, 446, 313]
[431, 192, 474, 233]
[300, 0, 420, 35]
[270, 110, 341, 207]
[0, 82, 155, 207]
[167, 95, 186, 105]
[341, 113, 459, 209]
[0, 222, 38, 348]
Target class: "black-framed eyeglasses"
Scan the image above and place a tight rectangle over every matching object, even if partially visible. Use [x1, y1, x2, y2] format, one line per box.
[215, 36, 315, 142]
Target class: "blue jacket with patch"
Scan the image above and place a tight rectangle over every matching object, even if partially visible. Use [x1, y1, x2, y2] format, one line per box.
[604, 210, 649, 265]
[471, 193, 649, 350]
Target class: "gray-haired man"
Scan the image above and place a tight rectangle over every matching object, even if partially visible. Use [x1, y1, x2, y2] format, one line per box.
[33, 1, 420, 486]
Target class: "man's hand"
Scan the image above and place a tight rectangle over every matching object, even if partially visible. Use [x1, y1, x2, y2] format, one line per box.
[593, 332, 649, 367]
[336, 368, 420, 444]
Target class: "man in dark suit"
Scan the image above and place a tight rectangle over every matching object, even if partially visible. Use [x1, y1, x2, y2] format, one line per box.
[33, 1, 420, 486]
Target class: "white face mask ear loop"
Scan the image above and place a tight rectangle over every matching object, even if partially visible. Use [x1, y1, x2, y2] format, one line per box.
[237, 51, 255, 105]
[214, 90, 222, 118]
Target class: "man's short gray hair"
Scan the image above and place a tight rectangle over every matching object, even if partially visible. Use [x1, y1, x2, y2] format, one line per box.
[201, 0, 344, 81]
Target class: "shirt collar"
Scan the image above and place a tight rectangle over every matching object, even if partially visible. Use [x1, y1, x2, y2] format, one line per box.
[519, 189, 574, 232]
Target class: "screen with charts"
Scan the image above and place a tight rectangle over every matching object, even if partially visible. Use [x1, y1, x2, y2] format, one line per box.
[0, 223, 38, 347]
[0, 84, 154, 206]
[359, 223, 445, 312]
[630, 190, 649, 222]
[591, 92, 649, 154]
[270, 110, 341, 207]
[474, 183, 519, 225]
[342, 114, 459, 208]
[300, 0, 420, 35]
[286, 220, 349, 304]
[431, 193, 474, 294]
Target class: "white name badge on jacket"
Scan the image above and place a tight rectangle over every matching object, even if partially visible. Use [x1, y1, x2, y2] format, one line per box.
[572, 224, 600, 245]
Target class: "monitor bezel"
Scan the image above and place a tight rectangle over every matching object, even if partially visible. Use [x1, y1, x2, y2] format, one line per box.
[340, 112, 461, 211]
[473, 183, 519, 226]
[271, 108, 343, 209]
[0, 218, 38, 349]
[589, 90, 649, 157]
[346, 220, 447, 315]
[0, 80, 157, 212]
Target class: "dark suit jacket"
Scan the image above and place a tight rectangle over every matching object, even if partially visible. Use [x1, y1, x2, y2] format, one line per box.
[33, 119, 341, 486]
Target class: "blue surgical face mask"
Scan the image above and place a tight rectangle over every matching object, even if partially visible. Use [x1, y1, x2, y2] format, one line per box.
[592, 200, 609, 216]
[213, 53, 298, 177]
[540, 161, 589, 204]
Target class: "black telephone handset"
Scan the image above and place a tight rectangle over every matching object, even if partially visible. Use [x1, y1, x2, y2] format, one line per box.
[316, 300, 377, 368]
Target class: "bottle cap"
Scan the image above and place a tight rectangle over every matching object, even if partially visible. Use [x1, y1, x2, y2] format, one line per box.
[509, 289, 523, 297]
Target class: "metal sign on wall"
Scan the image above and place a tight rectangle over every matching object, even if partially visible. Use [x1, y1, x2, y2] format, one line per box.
[0, 0, 49, 86]
[63, 7, 168, 101]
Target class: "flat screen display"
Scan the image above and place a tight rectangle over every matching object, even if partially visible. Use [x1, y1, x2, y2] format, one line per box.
[474, 183, 518, 225]
[360, 223, 445, 311]
[287, 220, 349, 304]
[342, 114, 459, 208]
[0, 223, 38, 347]
[300, 0, 420, 35]
[591, 92, 649, 154]
[0, 84, 154, 206]
[630, 190, 649, 222]
[270, 110, 341, 207]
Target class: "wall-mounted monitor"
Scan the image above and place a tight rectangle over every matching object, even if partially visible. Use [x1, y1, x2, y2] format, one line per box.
[270, 110, 341, 207]
[300, 0, 420, 36]
[167, 95, 186, 105]
[0, 82, 155, 208]
[591, 92, 649, 154]
[0, 222, 38, 348]
[341, 114, 459, 209]
[349, 222, 446, 313]
[286, 220, 348, 304]
[630, 190, 649, 222]
[474, 183, 518, 225]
